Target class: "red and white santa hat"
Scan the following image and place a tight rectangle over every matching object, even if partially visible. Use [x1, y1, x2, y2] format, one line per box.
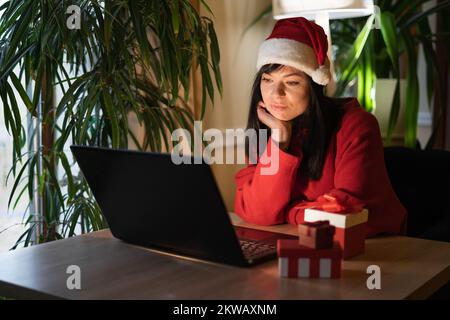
[256, 17, 331, 86]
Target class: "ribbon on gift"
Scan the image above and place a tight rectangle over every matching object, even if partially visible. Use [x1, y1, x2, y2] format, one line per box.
[294, 193, 364, 214]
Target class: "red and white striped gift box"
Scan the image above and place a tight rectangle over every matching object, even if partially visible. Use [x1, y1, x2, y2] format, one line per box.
[277, 239, 342, 278]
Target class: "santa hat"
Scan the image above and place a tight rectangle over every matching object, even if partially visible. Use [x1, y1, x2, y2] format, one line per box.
[256, 17, 331, 86]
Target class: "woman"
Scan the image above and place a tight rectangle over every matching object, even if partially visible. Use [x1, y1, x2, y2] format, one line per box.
[234, 17, 407, 237]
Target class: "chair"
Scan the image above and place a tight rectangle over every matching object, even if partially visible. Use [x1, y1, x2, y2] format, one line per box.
[384, 146, 450, 242]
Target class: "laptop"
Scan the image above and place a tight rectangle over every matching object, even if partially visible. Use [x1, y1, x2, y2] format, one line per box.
[70, 145, 297, 267]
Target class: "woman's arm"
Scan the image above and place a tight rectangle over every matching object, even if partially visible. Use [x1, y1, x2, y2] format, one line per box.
[234, 137, 302, 225]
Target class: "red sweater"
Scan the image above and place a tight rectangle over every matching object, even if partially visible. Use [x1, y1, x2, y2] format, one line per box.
[234, 98, 407, 237]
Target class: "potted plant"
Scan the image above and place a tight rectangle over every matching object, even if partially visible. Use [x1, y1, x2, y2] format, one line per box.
[333, 0, 450, 148]
[0, 0, 221, 247]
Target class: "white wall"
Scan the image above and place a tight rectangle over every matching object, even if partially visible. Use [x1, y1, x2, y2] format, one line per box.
[200, 0, 273, 211]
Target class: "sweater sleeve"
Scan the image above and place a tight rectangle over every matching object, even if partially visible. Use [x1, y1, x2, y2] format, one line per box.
[285, 199, 317, 224]
[285, 111, 382, 230]
[234, 137, 302, 225]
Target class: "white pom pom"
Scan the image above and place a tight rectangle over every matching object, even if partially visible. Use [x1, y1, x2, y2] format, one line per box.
[311, 65, 331, 86]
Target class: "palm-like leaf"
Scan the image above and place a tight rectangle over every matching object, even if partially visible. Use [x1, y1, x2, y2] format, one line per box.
[0, 0, 221, 248]
[334, 0, 450, 148]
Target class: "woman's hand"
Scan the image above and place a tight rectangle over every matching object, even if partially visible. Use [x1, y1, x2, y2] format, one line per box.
[257, 102, 292, 151]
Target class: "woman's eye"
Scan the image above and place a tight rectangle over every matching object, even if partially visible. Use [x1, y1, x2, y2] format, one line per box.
[286, 81, 299, 86]
[261, 77, 272, 83]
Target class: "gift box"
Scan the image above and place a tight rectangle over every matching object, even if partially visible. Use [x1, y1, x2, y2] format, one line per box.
[298, 221, 335, 249]
[277, 239, 342, 278]
[304, 209, 368, 259]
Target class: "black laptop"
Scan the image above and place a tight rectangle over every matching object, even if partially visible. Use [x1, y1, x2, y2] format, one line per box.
[70, 145, 296, 267]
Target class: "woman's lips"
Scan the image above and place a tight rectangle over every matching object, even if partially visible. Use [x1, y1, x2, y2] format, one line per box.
[271, 104, 288, 110]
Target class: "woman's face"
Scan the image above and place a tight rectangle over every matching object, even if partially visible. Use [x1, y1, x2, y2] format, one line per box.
[260, 65, 310, 121]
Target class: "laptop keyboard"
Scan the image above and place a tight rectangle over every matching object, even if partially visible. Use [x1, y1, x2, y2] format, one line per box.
[239, 239, 276, 260]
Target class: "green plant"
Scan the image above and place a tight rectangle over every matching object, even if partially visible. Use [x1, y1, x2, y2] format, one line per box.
[0, 0, 221, 247]
[245, 1, 450, 148]
[333, 0, 450, 148]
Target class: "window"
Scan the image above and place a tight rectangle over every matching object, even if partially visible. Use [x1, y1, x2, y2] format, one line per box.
[0, 0, 29, 252]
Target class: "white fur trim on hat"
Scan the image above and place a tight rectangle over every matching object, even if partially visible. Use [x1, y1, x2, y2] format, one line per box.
[311, 65, 331, 86]
[256, 38, 330, 86]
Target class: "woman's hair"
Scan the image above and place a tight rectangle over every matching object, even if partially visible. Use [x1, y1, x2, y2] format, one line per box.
[245, 63, 345, 180]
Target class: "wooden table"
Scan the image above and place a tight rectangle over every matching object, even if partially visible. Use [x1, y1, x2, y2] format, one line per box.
[0, 213, 449, 299]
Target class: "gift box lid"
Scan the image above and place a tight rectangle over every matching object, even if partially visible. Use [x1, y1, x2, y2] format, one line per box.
[298, 220, 335, 237]
[304, 208, 368, 228]
[277, 239, 342, 259]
